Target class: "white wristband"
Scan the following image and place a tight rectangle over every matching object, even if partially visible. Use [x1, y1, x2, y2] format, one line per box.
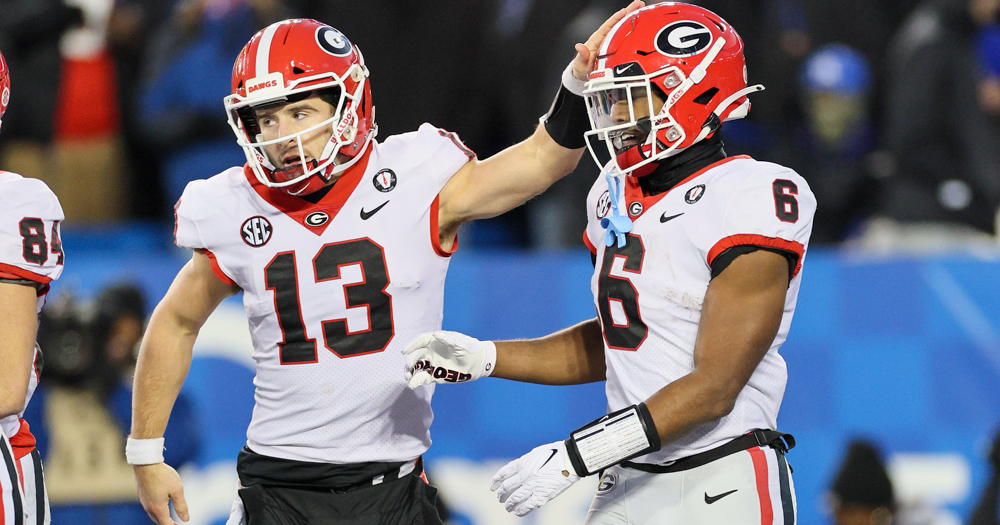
[482, 341, 497, 377]
[562, 62, 587, 97]
[126, 437, 165, 465]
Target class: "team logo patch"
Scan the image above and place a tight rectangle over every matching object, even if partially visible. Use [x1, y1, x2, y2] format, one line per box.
[655, 21, 714, 57]
[1, 87, 8, 107]
[685, 184, 706, 204]
[596, 471, 618, 494]
[316, 26, 352, 57]
[241, 216, 272, 247]
[373, 169, 397, 192]
[596, 191, 611, 218]
[628, 201, 643, 217]
[305, 211, 329, 226]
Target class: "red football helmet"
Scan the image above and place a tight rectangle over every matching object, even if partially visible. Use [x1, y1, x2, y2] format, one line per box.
[225, 19, 376, 195]
[583, 3, 763, 177]
[0, 49, 10, 132]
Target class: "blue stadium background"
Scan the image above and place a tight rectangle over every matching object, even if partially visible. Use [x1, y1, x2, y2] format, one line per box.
[51, 224, 1000, 525]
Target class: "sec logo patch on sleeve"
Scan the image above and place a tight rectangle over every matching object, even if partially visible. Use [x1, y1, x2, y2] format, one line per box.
[241, 216, 272, 247]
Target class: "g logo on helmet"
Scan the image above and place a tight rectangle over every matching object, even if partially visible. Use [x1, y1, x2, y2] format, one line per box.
[316, 26, 352, 57]
[655, 21, 713, 57]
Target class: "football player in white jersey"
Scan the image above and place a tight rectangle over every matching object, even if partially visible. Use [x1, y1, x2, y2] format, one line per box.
[128, 5, 646, 525]
[0, 48, 63, 525]
[403, 3, 816, 523]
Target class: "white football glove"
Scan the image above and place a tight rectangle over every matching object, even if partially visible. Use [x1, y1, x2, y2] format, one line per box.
[490, 440, 581, 516]
[401, 331, 497, 389]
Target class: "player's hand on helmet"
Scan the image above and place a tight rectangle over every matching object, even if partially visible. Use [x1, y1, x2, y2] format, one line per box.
[134, 462, 189, 525]
[402, 331, 497, 389]
[572, 1, 645, 81]
[491, 440, 581, 516]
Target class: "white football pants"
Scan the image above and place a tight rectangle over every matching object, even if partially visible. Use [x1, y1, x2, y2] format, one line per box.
[0, 432, 49, 525]
[585, 445, 795, 525]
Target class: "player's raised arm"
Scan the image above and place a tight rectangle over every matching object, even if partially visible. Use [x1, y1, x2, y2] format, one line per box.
[435, 1, 644, 244]
[0, 282, 40, 417]
[130, 250, 239, 525]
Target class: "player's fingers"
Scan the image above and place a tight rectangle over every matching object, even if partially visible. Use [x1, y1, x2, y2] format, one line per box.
[496, 474, 524, 503]
[589, 1, 644, 48]
[407, 370, 433, 389]
[149, 505, 176, 525]
[503, 485, 533, 513]
[401, 333, 434, 355]
[490, 461, 518, 491]
[513, 498, 540, 517]
[172, 487, 190, 522]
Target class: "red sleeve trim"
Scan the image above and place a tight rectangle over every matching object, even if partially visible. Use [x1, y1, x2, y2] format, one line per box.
[0, 262, 51, 284]
[197, 249, 238, 286]
[707, 234, 805, 278]
[583, 230, 597, 255]
[430, 195, 458, 257]
[10, 419, 37, 460]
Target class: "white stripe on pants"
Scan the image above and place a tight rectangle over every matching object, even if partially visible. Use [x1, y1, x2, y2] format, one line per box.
[585, 445, 796, 525]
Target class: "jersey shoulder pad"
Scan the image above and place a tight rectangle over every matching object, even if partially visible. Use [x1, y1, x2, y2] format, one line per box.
[703, 159, 814, 272]
[379, 123, 476, 187]
[0, 173, 65, 283]
[0, 174, 64, 223]
[174, 167, 245, 250]
[584, 172, 612, 253]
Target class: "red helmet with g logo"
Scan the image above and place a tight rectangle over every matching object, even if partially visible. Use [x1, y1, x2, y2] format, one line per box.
[0, 49, 10, 132]
[225, 19, 376, 195]
[584, 3, 763, 177]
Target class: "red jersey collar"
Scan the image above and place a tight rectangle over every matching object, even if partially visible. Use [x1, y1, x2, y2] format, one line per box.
[623, 155, 750, 220]
[244, 145, 375, 235]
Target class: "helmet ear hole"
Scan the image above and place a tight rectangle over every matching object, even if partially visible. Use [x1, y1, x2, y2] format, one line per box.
[693, 87, 719, 105]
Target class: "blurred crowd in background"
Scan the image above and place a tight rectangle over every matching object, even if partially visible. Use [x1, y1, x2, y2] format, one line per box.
[4, 1, 1000, 523]
[0, 0, 999, 249]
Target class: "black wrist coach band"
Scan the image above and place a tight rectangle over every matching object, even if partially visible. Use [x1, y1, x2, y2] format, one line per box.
[542, 84, 591, 150]
[564, 402, 662, 477]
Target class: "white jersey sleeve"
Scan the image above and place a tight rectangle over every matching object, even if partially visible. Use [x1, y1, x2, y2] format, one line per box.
[0, 172, 65, 288]
[383, 123, 475, 188]
[702, 163, 815, 277]
[174, 172, 243, 285]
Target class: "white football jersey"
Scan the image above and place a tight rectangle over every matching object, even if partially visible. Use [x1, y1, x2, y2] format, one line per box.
[175, 124, 473, 464]
[584, 156, 815, 464]
[0, 171, 65, 439]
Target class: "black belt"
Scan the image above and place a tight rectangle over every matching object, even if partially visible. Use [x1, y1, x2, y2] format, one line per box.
[621, 429, 795, 474]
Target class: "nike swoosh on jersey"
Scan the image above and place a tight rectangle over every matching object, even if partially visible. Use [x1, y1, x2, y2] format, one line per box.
[660, 212, 684, 223]
[540, 448, 559, 469]
[360, 201, 389, 220]
[704, 489, 738, 504]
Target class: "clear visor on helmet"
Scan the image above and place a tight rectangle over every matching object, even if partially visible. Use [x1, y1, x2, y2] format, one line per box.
[587, 84, 654, 131]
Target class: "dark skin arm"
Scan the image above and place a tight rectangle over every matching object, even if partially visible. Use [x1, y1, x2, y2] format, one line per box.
[643, 249, 789, 442]
[492, 249, 790, 442]
[493, 318, 606, 385]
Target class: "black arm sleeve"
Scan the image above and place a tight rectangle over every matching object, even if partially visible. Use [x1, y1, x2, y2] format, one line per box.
[710, 245, 798, 282]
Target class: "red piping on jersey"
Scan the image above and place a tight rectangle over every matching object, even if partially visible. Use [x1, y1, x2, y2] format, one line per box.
[622, 155, 751, 219]
[198, 249, 238, 286]
[707, 234, 805, 278]
[583, 231, 597, 255]
[243, 145, 374, 236]
[0, 262, 51, 284]
[9, 420, 36, 462]
[430, 195, 458, 257]
[748, 446, 773, 525]
[173, 197, 182, 244]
